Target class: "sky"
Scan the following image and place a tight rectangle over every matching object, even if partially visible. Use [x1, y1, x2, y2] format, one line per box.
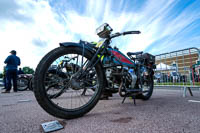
[0, 0, 200, 72]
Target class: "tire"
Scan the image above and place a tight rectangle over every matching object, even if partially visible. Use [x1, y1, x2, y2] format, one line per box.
[17, 77, 29, 91]
[136, 76, 154, 100]
[28, 77, 34, 91]
[34, 46, 104, 119]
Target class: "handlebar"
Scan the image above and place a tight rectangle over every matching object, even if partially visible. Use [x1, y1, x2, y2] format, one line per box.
[110, 30, 141, 39]
[123, 31, 141, 35]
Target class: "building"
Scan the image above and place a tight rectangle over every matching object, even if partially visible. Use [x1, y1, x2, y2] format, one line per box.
[155, 47, 200, 82]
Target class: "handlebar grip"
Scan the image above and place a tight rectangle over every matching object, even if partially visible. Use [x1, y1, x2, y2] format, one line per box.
[123, 31, 141, 35]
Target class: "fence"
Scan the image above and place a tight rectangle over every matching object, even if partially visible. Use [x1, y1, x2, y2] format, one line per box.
[154, 47, 200, 96]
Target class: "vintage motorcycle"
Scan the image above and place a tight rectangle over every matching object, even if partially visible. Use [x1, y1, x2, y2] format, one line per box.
[33, 23, 156, 119]
[17, 74, 33, 91]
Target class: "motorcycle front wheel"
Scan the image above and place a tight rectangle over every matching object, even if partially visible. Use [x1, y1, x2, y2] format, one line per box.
[33, 46, 104, 119]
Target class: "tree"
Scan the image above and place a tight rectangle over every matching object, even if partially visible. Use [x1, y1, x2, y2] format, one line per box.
[22, 66, 34, 74]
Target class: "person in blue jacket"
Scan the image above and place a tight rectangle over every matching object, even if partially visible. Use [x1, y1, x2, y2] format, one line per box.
[2, 50, 21, 93]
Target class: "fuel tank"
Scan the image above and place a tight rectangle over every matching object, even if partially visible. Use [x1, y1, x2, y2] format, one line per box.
[103, 48, 135, 67]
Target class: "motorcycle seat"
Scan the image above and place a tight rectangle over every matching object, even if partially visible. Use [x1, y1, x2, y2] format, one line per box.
[127, 51, 143, 56]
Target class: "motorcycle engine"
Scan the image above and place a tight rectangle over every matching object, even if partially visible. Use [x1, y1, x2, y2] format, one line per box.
[105, 67, 137, 89]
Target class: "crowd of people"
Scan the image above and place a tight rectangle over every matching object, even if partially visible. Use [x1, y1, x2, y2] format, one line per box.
[1, 50, 22, 93]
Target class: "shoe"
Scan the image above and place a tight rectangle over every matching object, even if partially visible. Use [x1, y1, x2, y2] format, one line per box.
[2, 90, 10, 93]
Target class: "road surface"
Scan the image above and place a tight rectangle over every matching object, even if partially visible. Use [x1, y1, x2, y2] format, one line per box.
[0, 88, 200, 133]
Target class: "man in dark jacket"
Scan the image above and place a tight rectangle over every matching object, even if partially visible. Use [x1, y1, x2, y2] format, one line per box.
[2, 50, 21, 93]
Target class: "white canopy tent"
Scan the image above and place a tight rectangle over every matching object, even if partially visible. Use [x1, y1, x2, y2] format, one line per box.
[156, 63, 176, 71]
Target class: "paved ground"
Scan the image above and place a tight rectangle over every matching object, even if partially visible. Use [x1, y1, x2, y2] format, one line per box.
[0, 88, 200, 133]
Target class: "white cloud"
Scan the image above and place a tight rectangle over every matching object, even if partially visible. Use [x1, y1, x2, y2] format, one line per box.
[0, 0, 73, 71]
[1, 0, 200, 73]
[62, 11, 99, 41]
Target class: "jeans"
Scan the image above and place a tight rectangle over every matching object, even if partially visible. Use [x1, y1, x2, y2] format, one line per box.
[3, 76, 7, 88]
[6, 69, 18, 91]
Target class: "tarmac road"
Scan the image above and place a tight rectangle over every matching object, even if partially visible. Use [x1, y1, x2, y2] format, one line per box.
[0, 88, 200, 133]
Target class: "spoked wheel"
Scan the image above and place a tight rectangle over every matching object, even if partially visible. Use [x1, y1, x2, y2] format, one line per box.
[17, 77, 29, 91]
[81, 70, 97, 95]
[28, 77, 34, 91]
[33, 46, 104, 119]
[45, 73, 68, 99]
[136, 76, 154, 100]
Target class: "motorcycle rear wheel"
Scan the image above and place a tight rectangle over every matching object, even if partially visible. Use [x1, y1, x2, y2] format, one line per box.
[34, 46, 104, 119]
[136, 76, 154, 100]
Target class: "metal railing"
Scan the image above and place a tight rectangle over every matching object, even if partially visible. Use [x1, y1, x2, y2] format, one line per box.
[154, 47, 200, 97]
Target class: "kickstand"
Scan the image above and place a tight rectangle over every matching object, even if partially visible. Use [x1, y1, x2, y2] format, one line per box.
[81, 88, 87, 96]
[132, 96, 136, 106]
[122, 97, 126, 104]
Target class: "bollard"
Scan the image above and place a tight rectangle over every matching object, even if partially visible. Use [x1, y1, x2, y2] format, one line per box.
[183, 86, 187, 97]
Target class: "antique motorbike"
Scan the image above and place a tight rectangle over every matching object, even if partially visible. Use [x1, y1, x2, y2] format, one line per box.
[33, 23, 156, 119]
[17, 74, 33, 91]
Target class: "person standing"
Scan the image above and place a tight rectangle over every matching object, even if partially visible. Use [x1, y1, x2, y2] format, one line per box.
[2, 50, 21, 93]
[2, 66, 7, 90]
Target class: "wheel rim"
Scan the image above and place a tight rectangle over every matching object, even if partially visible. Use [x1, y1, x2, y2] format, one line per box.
[42, 53, 99, 111]
[17, 78, 28, 90]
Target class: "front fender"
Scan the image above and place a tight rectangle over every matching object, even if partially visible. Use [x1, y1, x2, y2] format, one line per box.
[59, 40, 96, 54]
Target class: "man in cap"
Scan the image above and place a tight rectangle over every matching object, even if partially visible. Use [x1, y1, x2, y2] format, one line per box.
[2, 50, 21, 93]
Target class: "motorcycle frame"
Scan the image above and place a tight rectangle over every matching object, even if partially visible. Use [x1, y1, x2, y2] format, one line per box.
[59, 30, 151, 89]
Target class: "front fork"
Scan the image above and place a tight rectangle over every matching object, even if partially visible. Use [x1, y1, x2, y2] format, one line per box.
[78, 46, 106, 80]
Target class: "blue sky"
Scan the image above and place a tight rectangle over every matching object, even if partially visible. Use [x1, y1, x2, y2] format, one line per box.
[0, 0, 200, 71]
